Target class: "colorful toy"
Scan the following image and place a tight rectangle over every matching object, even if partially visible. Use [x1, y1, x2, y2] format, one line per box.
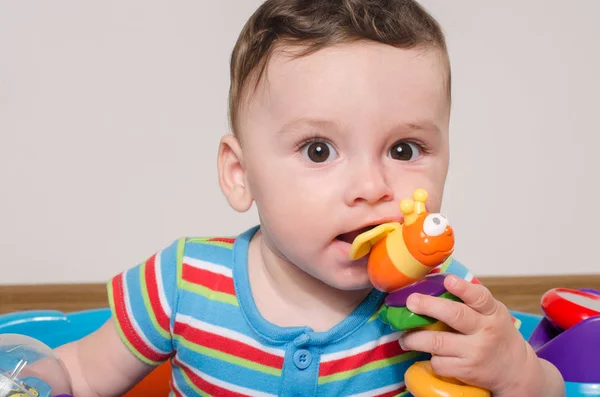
[349, 188, 491, 397]
[540, 288, 600, 331]
[0, 334, 72, 397]
[529, 287, 600, 395]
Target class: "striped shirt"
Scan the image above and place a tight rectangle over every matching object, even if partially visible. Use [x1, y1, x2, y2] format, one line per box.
[108, 225, 519, 396]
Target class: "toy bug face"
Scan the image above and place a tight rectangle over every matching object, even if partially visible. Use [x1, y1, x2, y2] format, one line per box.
[403, 212, 454, 267]
[348, 188, 456, 292]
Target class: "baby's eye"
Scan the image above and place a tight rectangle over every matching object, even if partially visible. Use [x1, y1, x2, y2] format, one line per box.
[300, 140, 338, 163]
[423, 213, 449, 236]
[388, 141, 422, 161]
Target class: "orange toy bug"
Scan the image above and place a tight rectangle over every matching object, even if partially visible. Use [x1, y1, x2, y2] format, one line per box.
[349, 188, 454, 293]
[349, 188, 491, 397]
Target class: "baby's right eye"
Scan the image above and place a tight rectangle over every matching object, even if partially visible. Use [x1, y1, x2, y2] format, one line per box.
[300, 140, 338, 163]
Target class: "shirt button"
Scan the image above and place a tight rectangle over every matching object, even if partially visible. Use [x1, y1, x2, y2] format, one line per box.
[293, 349, 312, 370]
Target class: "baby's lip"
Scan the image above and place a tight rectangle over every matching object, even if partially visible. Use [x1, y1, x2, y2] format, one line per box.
[336, 226, 375, 244]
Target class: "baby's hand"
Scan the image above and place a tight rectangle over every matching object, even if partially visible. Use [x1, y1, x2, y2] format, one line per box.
[398, 275, 560, 396]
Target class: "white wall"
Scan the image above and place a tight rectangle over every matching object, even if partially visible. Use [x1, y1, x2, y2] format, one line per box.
[1, 1, 598, 285]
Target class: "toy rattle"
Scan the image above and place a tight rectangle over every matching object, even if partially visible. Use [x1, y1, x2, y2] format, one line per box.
[349, 189, 490, 397]
[0, 334, 73, 397]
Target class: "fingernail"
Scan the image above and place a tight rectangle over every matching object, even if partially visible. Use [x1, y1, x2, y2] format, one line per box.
[407, 294, 420, 311]
[399, 335, 407, 350]
[447, 275, 458, 288]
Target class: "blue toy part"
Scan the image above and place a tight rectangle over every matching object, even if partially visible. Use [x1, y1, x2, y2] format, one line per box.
[513, 310, 542, 341]
[565, 382, 600, 396]
[0, 309, 110, 349]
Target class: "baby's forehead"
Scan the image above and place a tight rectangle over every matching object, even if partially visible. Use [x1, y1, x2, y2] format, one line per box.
[238, 42, 450, 137]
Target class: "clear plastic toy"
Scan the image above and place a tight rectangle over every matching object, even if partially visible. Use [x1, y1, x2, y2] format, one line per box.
[0, 334, 73, 397]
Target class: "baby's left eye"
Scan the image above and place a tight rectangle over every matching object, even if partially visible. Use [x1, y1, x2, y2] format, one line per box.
[423, 214, 449, 236]
[388, 141, 422, 161]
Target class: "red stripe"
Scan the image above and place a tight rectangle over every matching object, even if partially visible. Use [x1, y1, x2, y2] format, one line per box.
[319, 340, 406, 376]
[174, 321, 284, 369]
[374, 386, 407, 397]
[172, 386, 184, 397]
[208, 237, 236, 244]
[144, 254, 170, 334]
[173, 357, 252, 397]
[111, 275, 170, 363]
[182, 264, 236, 296]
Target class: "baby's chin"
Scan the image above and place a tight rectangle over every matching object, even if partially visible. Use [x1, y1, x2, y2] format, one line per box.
[322, 271, 373, 291]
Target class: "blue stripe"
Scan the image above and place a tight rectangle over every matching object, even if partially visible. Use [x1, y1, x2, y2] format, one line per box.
[443, 258, 470, 278]
[184, 239, 235, 269]
[123, 266, 172, 353]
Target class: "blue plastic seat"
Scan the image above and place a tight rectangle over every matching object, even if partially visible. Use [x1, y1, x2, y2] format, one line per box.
[0, 308, 111, 348]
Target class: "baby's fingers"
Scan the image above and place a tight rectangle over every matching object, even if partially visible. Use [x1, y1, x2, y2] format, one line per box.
[406, 293, 480, 335]
[399, 329, 466, 358]
[444, 276, 499, 316]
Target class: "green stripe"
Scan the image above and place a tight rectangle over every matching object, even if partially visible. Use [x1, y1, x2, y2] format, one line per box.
[181, 279, 239, 306]
[439, 256, 453, 273]
[318, 351, 421, 384]
[107, 280, 161, 366]
[177, 337, 282, 377]
[367, 310, 379, 323]
[514, 317, 522, 330]
[140, 262, 171, 340]
[176, 238, 185, 290]
[187, 237, 234, 249]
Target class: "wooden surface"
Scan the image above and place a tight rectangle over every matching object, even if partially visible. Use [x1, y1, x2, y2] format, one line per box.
[1, 275, 599, 315]
[0, 283, 109, 315]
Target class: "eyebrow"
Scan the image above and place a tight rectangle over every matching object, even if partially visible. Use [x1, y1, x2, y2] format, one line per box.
[276, 118, 337, 135]
[396, 121, 441, 135]
[276, 118, 441, 136]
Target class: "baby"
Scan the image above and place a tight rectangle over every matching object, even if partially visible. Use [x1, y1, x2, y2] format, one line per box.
[55, 0, 565, 396]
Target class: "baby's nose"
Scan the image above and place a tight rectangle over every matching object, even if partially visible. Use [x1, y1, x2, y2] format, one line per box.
[344, 164, 393, 206]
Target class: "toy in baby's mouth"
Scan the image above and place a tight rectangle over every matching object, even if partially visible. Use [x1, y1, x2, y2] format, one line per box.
[349, 189, 491, 397]
[0, 334, 73, 397]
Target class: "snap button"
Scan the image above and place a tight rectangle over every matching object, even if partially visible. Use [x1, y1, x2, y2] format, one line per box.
[293, 349, 312, 370]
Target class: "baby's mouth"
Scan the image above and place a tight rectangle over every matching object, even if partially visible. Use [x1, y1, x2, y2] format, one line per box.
[336, 225, 376, 244]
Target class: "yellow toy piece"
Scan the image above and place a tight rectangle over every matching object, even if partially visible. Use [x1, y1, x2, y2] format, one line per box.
[401, 188, 428, 225]
[349, 222, 401, 260]
[405, 361, 490, 397]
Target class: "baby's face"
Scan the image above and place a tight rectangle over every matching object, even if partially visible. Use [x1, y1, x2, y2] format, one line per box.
[237, 41, 450, 290]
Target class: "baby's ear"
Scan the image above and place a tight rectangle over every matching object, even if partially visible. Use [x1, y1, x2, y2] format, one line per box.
[217, 134, 253, 212]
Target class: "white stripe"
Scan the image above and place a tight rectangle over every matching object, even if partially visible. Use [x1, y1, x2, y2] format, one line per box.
[171, 376, 182, 396]
[183, 257, 233, 278]
[321, 332, 402, 362]
[155, 252, 172, 319]
[347, 382, 405, 397]
[464, 271, 474, 282]
[122, 270, 170, 357]
[176, 313, 285, 357]
[178, 357, 278, 397]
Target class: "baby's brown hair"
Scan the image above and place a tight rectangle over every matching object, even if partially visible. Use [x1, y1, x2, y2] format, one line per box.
[228, 0, 450, 137]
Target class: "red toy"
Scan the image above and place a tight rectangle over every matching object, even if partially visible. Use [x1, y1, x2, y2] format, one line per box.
[541, 288, 600, 330]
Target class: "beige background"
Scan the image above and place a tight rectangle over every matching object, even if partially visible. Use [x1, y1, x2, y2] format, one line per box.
[1, 1, 599, 284]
